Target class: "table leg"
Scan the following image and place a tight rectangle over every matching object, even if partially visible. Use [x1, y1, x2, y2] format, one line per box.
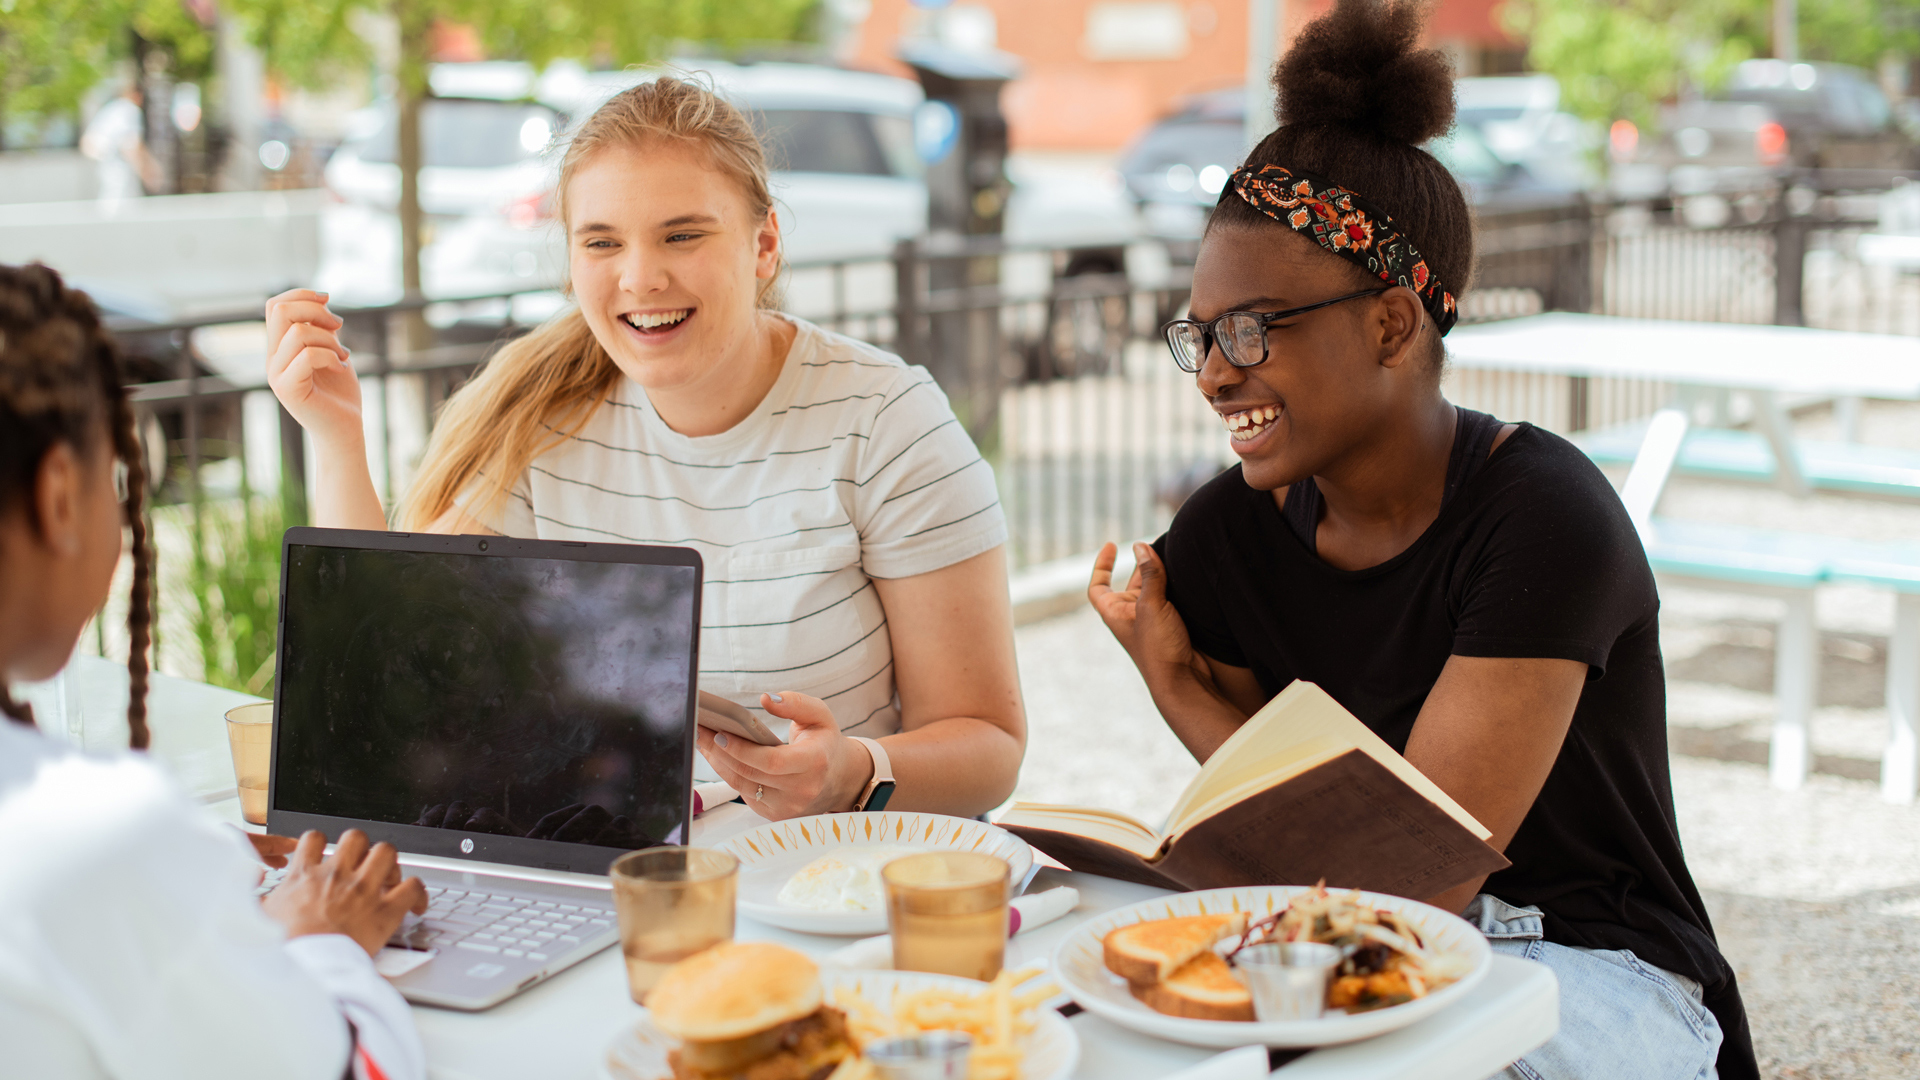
[1836, 395, 1863, 444]
[1770, 590, 1817, 791]
[1752, 389, 1810, 498]
[1883, 593, 1920, 804]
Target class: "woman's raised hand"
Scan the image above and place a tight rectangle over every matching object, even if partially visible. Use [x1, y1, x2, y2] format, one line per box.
[696, 691, 871, 820]
[1089, 541, 1203, 690]
[266, 288, 362, 448]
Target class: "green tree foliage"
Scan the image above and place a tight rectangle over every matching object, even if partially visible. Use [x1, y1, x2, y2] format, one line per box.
[0, 0, 214, 138]
[1500, 0, 1920, 129]
[221, 0, 819, 302]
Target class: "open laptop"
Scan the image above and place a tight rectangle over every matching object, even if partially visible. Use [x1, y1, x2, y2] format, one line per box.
[265, 527, 702, 1010]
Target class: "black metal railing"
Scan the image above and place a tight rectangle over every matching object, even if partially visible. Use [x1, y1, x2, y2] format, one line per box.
[119, 170, 1920, 573]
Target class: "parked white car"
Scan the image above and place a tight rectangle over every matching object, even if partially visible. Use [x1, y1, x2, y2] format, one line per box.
[324, 95, 560, 219]
[317, 59, 1142, 304]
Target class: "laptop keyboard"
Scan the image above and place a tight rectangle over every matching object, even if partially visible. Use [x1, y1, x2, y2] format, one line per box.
[255, 873, 617, 963]
[403, 886, 617, 962]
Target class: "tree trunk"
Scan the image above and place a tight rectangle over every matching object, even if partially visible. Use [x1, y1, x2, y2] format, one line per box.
[396, 0, 431, 348]
[131, 32, 178, 196]
[0, 31, 11, 153]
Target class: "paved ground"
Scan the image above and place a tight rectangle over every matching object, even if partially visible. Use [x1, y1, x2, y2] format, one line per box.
[1008, 399, 1920, 1078]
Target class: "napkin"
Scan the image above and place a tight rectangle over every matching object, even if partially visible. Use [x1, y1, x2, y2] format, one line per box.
[693, 782, 740, 815]
[1160, 1047, 1269, 1080]
[822, 886, 1081, 969]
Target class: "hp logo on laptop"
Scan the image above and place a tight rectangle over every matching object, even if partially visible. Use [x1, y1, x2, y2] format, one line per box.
[461, 838, 474, 853]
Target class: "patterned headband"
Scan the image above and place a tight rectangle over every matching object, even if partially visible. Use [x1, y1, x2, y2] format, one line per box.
[1228, 164, 1458, 337]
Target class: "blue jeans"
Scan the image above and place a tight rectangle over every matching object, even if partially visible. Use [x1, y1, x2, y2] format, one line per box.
[1465, 895, 1721, 1080]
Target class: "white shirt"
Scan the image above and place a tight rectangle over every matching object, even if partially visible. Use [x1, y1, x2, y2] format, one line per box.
[0, 719, 423, 1080]
[471, 315, 1007, 744]
[80, 98, 144, 201]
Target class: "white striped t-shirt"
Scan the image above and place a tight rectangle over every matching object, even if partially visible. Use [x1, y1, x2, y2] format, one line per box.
[471, 314, 1008, 746]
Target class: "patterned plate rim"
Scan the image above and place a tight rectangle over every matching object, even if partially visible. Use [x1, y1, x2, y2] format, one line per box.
[717, 811, 1035, 866]
[718, 812, 1035, 931]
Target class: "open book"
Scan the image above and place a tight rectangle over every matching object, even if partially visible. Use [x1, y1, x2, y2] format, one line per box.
[996, 681, 1510, 898]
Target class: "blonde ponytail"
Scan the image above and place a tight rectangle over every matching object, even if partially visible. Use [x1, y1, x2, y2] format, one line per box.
[398, 73, 781, 531]
[399, 309, 615, 530]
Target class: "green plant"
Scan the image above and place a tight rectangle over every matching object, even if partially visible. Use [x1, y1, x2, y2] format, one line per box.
[1499, 0, 1920, 132]
[187, 487, 284, 696]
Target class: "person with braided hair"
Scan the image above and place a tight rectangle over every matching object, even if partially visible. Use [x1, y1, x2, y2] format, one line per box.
[1091, 2, 1755, 1078]
[0, 263, 431, 1080]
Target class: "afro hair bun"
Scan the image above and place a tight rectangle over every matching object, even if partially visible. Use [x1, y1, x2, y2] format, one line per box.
[1272, 0, 1456, 146]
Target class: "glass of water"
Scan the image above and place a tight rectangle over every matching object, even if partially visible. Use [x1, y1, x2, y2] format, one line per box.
[608, 846, 738, 1004]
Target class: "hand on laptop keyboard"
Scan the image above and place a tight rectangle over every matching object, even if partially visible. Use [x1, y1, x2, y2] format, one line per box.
[259, 829, 429, 958]
[242, 830, 299, 869]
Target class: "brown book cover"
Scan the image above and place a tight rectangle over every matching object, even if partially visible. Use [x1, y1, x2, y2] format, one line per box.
[1002, 750, 1510, 898]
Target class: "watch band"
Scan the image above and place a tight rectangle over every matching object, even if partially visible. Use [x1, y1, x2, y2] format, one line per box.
[850, 736, 896, 813]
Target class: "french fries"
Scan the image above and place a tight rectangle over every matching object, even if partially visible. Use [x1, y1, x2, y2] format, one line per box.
[828, 968, 1059, 1080]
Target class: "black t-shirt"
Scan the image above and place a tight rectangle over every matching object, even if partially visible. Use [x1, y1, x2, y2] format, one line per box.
[1156, 408, 1756, 1078]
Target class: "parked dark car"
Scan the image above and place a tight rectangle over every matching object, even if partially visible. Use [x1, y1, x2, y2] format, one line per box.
[82, 281, 241, 500]
[1116, 89, 1245, 211]
[1716, 59, 1915, 169]
[1117, 90, 1585, 225]
[1637, 99, 1791, 196]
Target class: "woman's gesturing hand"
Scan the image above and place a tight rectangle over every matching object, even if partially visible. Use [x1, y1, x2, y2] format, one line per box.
[261, 829, 428, 958]
[696, 692, 871, 820]
[1088, 542, 1205, 690]
[265, 288, 362, 448]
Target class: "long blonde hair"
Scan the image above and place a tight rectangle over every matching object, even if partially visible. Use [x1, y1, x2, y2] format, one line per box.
[400, 74, 781, 531]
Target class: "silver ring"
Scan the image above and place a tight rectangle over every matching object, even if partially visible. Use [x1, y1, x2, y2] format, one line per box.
[754, 785, 765, 801]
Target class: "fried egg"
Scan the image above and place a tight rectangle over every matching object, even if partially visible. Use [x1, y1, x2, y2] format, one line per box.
[776, 846, 919, 911]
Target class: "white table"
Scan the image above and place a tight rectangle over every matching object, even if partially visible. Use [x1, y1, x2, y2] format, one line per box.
[1447, 312, 1920, 495]
[13, 654, 258, 800]
[44, 659, 1560, 1079]
[1446, 313, 1920, 398]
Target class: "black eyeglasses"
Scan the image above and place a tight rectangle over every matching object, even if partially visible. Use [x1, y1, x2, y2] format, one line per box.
[1161, 288, 1389, 373]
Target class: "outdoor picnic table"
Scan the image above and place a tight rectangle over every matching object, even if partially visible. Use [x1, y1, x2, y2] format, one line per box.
[31, 657, 1561, 1080]
[1446, 312, 1920, 496]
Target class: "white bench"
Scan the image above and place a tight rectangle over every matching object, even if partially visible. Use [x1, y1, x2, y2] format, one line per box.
[1617, 409, 1920, 801]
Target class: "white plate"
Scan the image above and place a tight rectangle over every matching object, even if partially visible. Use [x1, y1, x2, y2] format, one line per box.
[717, 812, 1035, 935]
[1051, 886, 1490, 1049]
[603, 968, 1079, 1080]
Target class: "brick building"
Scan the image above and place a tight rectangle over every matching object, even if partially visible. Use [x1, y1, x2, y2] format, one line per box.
[845, 0, 1524, 152]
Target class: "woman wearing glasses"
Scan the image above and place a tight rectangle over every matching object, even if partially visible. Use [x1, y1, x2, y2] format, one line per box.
[1089, 3, 1754, 1079]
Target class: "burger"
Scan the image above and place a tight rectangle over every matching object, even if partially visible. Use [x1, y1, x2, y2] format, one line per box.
[648, 942, 856, 1080]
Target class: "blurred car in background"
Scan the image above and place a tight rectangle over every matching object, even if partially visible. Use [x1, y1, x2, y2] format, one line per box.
[1425, 122, 1589, 209]
[1606, 60, 1914, 213]
[542, 60, 934, 265]
[324, 96, 560, 218]
[1649, 99, 1789, 197]
[1453, 75, 1601, 192]
[1113, 89, 1242, 237]
[78, 279, 240, 497]
[1116, 86, 1589, 238]
[319, 59, 1143, 304]
[1718, 60, 1915, 170]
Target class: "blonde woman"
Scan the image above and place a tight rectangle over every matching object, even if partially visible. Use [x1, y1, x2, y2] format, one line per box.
[266, 78, 1024, 822]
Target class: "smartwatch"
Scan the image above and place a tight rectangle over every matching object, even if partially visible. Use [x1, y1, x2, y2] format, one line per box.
[849, 736, 896, 812]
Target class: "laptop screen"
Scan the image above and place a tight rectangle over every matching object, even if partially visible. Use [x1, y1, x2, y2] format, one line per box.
[271, 531, 700, 871]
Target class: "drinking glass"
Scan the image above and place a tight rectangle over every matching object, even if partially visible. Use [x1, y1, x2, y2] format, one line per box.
[608, 846, 738, 1004]
[223, 702, 274, 826]
[882, 851, 1009, 981]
